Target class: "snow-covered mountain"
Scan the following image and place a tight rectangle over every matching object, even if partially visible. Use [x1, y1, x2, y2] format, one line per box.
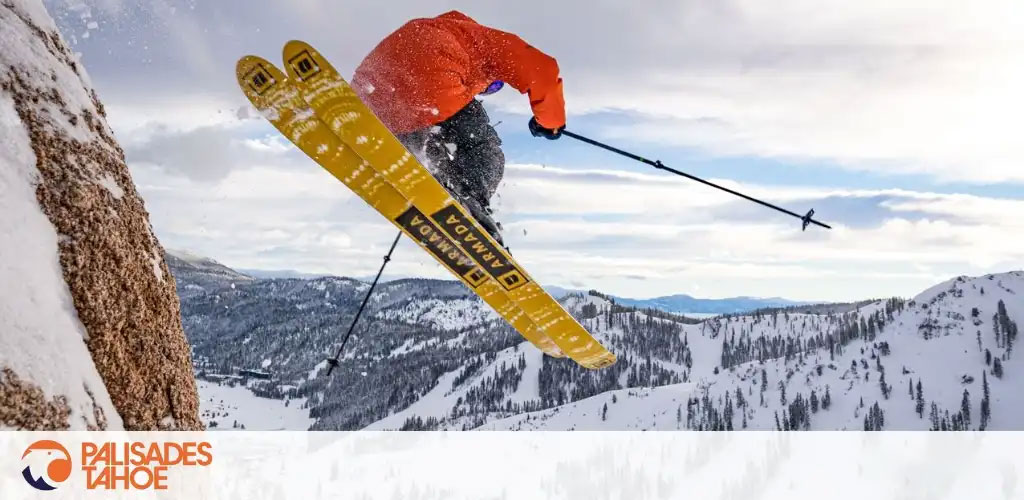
[237, 269, 334, 280]
[166, 250, 255, 299]
[170, 253, 1021, 431]
[487, 274, 1023, 431]
[543, 286, 808, 314]
[613, 293, 808, 315]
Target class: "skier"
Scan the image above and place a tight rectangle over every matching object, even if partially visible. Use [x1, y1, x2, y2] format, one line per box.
[352, 10, 567, 244]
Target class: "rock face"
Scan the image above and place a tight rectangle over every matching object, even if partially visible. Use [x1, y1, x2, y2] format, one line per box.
[0, 0, 201, 430]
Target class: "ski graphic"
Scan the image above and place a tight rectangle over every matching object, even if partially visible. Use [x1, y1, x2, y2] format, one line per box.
[280, 41, 615, 370]
[236, 56, 564, 359]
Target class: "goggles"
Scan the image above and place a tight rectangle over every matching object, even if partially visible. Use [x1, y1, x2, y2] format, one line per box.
[479, 80, 505, 96]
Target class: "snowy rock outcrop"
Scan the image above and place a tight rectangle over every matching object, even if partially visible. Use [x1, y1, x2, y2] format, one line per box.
[0, 0, 201, 430]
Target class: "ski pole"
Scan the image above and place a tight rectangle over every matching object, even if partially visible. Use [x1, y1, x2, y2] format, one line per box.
[326, 231, 402, 376]
[561, 129, 832, 231]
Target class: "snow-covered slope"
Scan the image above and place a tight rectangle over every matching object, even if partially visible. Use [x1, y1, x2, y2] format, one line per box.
[170, 249, 1020, 431]
[368, 272, 1023, 431]
[478, 385, 696, 431]
[375, 297, 500, 331]
[197, 380, 313, 431]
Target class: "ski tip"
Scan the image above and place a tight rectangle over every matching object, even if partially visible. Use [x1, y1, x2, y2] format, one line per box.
[235, 55, 287, 104]
[282, 40, 330, 83]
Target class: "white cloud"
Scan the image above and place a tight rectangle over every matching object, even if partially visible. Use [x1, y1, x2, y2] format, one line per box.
[489, 163, 1024, 299]
[62, 0, 1024, 182]
[491, 1, 1024, 183]
[106, 96, 251, 141]
[128, 151, 1024, 302]
[124, 121, 299, 182]
[496, 164, 748, 217]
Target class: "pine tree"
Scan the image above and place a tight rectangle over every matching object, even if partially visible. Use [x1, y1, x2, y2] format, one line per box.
[602, 402, 608, 421]
[686, 399, 695, 429]
[929, 402, 940, 431]
[863, 402, 885, 431]
[774, 411, 782, 431]
[993, 358, 1004, 378]
[875, 402, 884, 429]
[1001, 299, 1019, 353]
[915, 380, 925, 418]
[980, 371, 991, 430]
[879, 371, 890, 399]
[725, 395, 734, 431]
[822, 385, 832, 410]
[994, 313, 1003, 348]
[908, 378, 914, 400]
[810, 390, 819, 413]
[961, 389, 971, 429]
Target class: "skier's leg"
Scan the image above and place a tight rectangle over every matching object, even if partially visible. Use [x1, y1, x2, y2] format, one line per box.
[440, 100, 505, 207]
[436, 100, 506, 243]
[401, 101, 506, 245]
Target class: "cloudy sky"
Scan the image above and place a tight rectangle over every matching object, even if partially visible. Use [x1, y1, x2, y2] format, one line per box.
[44, 0, 1024, 301]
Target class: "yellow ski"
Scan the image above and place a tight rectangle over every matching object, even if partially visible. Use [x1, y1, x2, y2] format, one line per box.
[280, 41, 615, 370]
[235, 56, 564, 359]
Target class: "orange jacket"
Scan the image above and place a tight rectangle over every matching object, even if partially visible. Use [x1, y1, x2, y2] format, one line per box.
[352, 11, 566, 135]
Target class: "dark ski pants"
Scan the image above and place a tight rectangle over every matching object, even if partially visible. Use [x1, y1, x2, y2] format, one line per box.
[397, 100, 505, 242]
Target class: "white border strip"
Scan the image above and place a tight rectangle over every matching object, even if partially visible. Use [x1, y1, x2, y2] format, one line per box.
[1, 432, 1020, 499]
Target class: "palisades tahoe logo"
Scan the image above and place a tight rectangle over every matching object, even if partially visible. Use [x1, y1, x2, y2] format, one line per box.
[21, 440, 213, 491]
[21, 440, 71, 490]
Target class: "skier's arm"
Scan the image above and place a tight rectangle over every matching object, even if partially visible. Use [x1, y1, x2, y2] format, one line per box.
[468, 27, 566, 130]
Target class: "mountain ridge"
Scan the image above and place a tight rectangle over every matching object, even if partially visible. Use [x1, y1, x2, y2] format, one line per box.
[168, 251, 1022, 431]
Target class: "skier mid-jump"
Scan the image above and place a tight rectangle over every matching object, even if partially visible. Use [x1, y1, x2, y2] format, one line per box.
[352, 10, 566, 244]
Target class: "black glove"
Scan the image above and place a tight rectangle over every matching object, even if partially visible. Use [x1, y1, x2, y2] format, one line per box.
[528, 117, 564, 140]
